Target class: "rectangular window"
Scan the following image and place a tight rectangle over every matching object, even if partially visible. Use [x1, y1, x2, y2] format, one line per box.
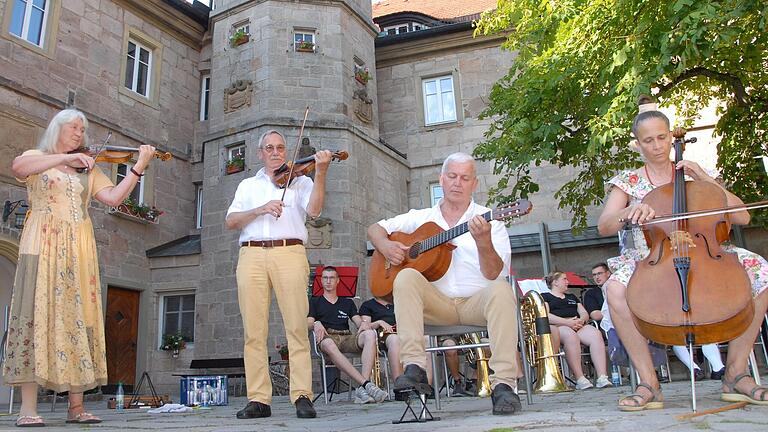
[9, 0, 48, 46]
[199, 75, 210, 121]
[161, 294, 195, 343]
[117, 163, 144, 204]
[294, 31, 315, 51]
[228, 144, 245, 161]
[124, 39, 152, 97]
[430, 183, 443, 207]
[422, 75, 457, 126]
[235, 23, 250, 36]
[195, 184, 203, 229]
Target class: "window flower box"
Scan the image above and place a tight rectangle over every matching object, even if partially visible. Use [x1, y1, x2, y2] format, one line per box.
[355, 67, 371, 85]
[108, 198, 163, 224]
[226, 155, 245, 175]
[161, 333, 187, 358]
[229, 29, 250, 48]
[295, 41, 315, 53]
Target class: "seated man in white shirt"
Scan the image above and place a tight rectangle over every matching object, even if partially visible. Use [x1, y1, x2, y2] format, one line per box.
[367, 152, 521, 416]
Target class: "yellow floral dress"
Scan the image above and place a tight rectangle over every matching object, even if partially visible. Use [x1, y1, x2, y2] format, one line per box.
[2, 150, 113, 393]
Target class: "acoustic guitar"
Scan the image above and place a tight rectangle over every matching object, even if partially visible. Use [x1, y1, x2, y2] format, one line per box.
[369, 200, 532, 300]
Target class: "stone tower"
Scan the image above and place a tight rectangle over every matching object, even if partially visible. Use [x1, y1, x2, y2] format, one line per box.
[194, 0, 409, 359]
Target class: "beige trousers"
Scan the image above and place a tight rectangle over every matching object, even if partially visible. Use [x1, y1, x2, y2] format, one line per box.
[393, 268, 520, 389]
[236, 245, 313, 404]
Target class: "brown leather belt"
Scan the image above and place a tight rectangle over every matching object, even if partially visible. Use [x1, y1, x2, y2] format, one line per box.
[241, 239, 303, 248]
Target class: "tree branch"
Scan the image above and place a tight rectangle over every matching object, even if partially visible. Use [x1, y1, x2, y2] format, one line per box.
[656, 67, 749, 107]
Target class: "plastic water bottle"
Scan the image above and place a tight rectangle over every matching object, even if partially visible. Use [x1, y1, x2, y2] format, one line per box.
[201, 384, 210, 407]
[611, 364, 621, 387]
[115, 382, 124, 411]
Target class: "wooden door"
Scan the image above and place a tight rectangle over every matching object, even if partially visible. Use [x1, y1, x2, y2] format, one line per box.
[104, 286, 140, 387]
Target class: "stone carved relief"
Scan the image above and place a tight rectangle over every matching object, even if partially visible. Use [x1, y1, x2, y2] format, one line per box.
[353, 88, 373, 123]
[305, 217, 332, 249]
[224, 80, 253, 113]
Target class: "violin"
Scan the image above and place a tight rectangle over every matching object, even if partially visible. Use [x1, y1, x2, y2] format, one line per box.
[625, 128, 754, 346]
[272, 151, 348, 188]
[69, 145, 171, 164]
[68, 145, 171, 173]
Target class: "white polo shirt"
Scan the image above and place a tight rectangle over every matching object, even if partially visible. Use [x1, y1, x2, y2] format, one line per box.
[376, 200, 511, 298]
[226, 168, 313, 243]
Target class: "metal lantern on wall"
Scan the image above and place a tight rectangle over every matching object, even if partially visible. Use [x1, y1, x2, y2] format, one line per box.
[3, 200, 28, 229]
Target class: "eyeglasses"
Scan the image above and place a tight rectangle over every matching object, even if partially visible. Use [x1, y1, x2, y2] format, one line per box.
[261, 145, 286, 153]
[591, 271, 607, 278]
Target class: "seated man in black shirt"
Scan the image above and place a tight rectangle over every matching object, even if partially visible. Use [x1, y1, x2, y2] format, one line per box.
[308, 266, 388, 404]
[359, 296, 401, 379]
[583, 263, 611, 326]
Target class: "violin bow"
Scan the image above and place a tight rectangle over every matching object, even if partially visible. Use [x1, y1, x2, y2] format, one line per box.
[279, 106, 310, 203]
[78, 132, 112, 174]
[621, 200, 768, 228]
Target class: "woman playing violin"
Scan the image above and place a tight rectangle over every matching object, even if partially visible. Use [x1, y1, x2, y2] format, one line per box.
[598, 97, 768, 411]
[3, 109, 156, 427]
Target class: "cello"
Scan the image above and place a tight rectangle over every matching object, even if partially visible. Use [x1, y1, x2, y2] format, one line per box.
[626, 128, 754, 347]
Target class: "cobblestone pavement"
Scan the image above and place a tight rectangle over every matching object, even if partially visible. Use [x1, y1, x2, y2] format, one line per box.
[1, 377, 767, 431]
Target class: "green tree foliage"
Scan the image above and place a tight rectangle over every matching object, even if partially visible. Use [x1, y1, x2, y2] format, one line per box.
[474, 0, 768, 231]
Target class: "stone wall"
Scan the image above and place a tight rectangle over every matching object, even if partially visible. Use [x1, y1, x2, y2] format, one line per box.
[0, 0, 203, 394]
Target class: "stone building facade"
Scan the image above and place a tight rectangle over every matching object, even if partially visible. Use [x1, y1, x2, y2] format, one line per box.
[0, 0, 766, 401]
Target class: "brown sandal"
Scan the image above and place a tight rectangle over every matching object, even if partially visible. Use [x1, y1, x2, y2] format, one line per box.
[618, 382, 664, 412]
[721, 372, 768, 406]
[66, 405, 102, 424]
[15, 415, 45, 427]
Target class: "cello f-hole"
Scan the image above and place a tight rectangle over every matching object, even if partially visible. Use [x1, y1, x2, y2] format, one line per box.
[694, 233, 722, 260]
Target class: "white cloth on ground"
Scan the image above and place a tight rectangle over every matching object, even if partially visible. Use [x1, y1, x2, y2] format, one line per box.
[147, 403, 193, 413]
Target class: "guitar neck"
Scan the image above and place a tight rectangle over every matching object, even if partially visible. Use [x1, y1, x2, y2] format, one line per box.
[420, 211, 492, 252]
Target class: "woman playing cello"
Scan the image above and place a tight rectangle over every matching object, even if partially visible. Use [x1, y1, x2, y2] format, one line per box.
[598, 96, 768, 411]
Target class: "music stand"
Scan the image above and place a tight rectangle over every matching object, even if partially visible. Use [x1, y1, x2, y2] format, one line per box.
[312, 265, 358, 297]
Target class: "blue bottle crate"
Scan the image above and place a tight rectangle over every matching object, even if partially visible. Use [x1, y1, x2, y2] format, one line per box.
[180, 375, 228, 406]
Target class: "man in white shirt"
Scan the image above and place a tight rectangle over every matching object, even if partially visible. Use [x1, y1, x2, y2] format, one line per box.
[367, 152, 521, 416]
[226, 130, 331, 420]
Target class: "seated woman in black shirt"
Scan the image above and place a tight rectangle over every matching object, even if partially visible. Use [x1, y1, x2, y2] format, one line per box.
[359, 297, 401, 378]
[543, 271, 610, 390]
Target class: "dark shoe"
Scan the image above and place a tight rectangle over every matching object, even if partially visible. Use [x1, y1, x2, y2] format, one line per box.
[450, 377, 474, 397]
[394, 364, 430, 392]
[711, 368, 725, 381]
[236, 401, 271, 419]
[491, 383, 521, 415]
[295, 395, 316, 419]
[694, 368, 706, 381]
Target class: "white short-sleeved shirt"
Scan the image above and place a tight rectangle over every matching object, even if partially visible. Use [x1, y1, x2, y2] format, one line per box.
[226, 168, 313, 243]
[376, 200, 511, 298]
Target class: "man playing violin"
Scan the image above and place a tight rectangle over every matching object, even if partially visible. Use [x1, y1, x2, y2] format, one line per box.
[598, 97, 768, 411]
[367, 152, 522, 416]
[226, 130, 332, 420]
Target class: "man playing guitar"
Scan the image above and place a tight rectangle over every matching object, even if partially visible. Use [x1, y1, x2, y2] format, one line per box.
[367, 152, 522, 416]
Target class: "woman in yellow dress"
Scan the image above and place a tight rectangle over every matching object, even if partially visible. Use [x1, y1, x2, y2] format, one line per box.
[3, 109, 156, 426]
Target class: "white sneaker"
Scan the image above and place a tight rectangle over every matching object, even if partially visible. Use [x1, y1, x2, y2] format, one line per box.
[364, 382, 388, 403]
[595, 375, 612, 388]
[575, 376, 594, 390]
[354, 385, 374, 404]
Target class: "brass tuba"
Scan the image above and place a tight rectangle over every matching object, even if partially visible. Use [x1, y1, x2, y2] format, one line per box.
[372, 325, 395, 388]
[521, 290, 572, 393]
[457, 332, 492, 397]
